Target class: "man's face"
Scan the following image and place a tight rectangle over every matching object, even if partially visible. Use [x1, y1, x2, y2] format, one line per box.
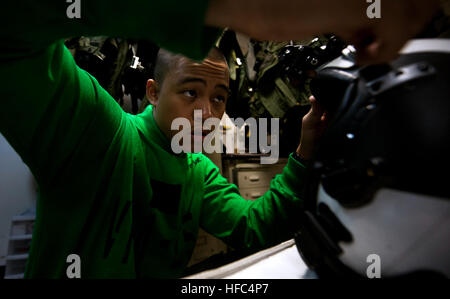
[147, 51, 230, 152]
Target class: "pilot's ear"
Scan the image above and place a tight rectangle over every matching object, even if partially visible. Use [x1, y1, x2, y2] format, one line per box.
[146, 79, 159, 106]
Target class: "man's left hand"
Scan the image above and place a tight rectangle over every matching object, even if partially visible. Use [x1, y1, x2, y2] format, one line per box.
[296, 96, 328, 161]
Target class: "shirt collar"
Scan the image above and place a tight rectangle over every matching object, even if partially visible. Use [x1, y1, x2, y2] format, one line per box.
[139, 105, 187, 158]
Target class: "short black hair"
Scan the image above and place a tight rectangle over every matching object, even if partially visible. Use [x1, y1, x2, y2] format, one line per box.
[153, 49, 184, 87]
[153, 47, 227, 87]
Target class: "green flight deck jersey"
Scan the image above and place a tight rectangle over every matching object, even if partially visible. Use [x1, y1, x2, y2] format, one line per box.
[0, 0, 308, 278]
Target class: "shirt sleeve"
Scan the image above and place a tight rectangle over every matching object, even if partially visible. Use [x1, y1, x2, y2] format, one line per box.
[0, 0, 221, 186]
[0, 42, 125, 187]
[200, 154, 308, 253]
[0, 0, 219, 60]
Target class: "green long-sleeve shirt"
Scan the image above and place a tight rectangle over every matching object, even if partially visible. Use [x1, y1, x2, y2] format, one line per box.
[0, 1, 307, 278]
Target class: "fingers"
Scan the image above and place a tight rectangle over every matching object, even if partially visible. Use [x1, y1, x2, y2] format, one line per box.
[348, 29, 400, 65]
[354, 36, 405, 65]
[350, 0, 440, 65]
[309, 96, 324, 117]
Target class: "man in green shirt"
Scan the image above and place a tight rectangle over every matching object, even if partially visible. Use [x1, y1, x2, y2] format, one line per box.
[0, 5, 325, 279]
[0, 0, 438, 279]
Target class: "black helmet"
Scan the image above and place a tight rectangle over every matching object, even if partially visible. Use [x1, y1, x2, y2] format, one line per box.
[295, 39, 450, 278]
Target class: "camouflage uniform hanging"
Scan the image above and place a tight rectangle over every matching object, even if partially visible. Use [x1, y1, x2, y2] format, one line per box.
[217, 31, 332, 120]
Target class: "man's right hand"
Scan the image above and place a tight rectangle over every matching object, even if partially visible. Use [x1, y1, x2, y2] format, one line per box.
[206, 0, 440, 64]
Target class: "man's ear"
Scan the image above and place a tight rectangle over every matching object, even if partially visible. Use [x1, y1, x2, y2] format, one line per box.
[146, 79, 159, 106]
